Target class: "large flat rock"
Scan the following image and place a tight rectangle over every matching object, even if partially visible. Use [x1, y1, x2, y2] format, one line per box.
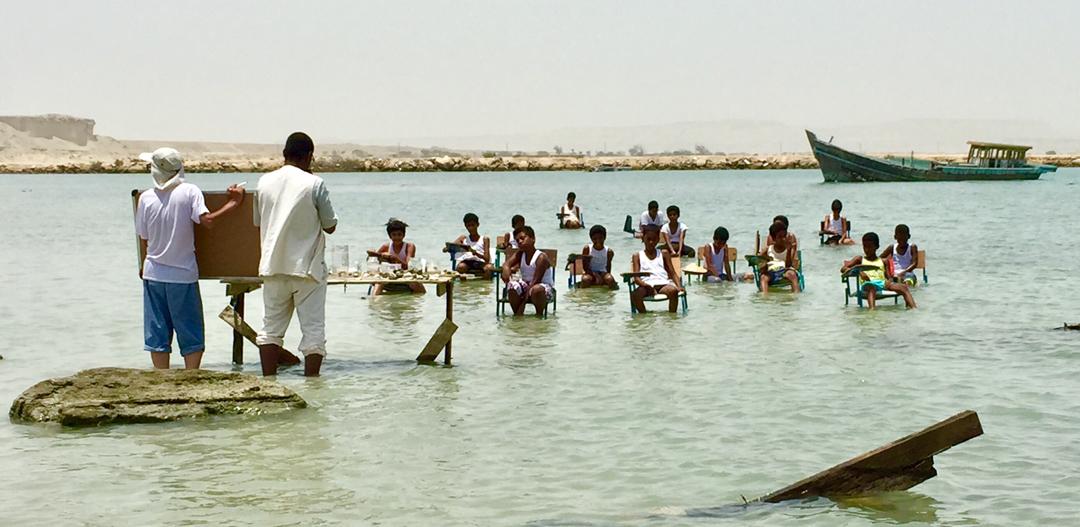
[9, 367, 306, 426]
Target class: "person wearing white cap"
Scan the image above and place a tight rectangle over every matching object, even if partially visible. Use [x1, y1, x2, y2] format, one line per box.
[134, 148, 245, 370]
[254, 132, 338, 377]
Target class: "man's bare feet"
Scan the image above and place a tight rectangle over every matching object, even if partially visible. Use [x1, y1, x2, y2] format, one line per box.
[259, 344, 281, 376]
[277, 348, 302, 367]
[304, 354, 323, 377]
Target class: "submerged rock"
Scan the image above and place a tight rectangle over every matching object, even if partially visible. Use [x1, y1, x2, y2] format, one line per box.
[9, 367, 306, 426]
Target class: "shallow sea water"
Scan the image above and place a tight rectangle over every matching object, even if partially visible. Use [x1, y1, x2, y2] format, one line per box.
[1, 169, 1079, 526]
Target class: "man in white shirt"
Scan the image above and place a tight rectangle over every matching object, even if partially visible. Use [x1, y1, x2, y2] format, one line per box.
[254, 132, 338, 377]
[135, 147, 245, 370]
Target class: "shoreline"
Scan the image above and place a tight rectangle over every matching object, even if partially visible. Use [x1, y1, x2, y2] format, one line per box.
[1, 153, 1077, 174]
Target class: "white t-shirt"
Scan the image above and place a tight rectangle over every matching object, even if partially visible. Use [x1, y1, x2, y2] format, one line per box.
[135, 182, 209, 284]
[660, 221, 687, 243]
[639, 211, 665, 229]
[254, 165, 337, 280]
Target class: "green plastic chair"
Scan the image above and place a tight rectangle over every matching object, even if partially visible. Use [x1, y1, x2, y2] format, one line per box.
[496, 248, 558, 318]
[746, 251, 805, 292]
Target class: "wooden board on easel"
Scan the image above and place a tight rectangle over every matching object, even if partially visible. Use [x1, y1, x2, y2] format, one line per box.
[131, 189, 261, 278]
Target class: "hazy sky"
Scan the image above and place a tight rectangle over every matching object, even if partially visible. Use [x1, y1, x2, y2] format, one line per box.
[3, 0, 1078, 143]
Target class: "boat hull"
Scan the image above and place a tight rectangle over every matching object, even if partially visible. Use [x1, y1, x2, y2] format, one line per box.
[806, 130, 1054, 182]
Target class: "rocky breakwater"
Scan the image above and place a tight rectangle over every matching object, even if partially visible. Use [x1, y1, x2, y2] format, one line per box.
[9, 368, 306, 426]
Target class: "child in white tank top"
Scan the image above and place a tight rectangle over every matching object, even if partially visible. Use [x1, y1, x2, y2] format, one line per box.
[369, 218, 425, 295]
[500, 225, 554, 316]
[450, 212, 494, 278]
[630, 225, 683, 313]
[579, 225, 617, 289]
[705, 226, 734, 282]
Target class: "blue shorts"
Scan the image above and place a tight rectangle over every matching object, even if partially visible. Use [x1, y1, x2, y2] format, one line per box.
[863, 280, 886, 292]
[766, 269, 789, 283]
[143, 280, 205, 356]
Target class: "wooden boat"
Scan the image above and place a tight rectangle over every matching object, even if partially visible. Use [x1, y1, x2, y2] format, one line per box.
[806, 130, 1056, 182]
[592, 163, 632, 172]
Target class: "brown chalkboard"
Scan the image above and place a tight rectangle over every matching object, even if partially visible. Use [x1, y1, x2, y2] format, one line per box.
[132, 189, 261, 279]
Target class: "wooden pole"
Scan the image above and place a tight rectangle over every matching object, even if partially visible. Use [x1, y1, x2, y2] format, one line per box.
[444, 280, 454, 365]
[231, 292, 245, 364]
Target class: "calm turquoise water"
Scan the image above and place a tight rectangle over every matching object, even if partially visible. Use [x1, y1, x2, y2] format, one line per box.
[2, 169, 1079, 526]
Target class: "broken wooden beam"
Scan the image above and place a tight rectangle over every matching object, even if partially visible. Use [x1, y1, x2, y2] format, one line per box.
[416, 319, 457, 363]
[219, 304, 258, 345]
[759, 410, 983, 503]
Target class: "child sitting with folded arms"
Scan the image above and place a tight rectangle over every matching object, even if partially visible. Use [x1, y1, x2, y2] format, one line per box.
[449, 212, 494, 278]
[704, 226, 734, 282]
[501, 225, 555, 316]
[630, 225, 683, 313]
[368, 218, 425, 294]
[822, 199, 854, 245]
[559, 192, 583, 229]
[878, 223, 920, 285]
[758, 221, 801, 295]
[579, 225, 617, 289]
[660, 205, 694, 257]
[841, 232, 916, 309]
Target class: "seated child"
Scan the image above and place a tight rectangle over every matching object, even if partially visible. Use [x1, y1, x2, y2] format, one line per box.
[704, 226, 734, 282]
[579, 225, 617, 289]
[449, 212, 494, 278]
[631, 225, 683, 313]
[758, 221, 801, 295]
[822, 199, 854, 245]
[501, 225, 555, 316]
[841, 232, 917, 309]
[660, 205, 695, 257]
[559, 192, 583, 229]
[500, 214, 525, 251]
[637, 200, 665, 237]
[368, 218, 425, 294]
[878, 224, 919, 285]
[766, 214, 799, 253]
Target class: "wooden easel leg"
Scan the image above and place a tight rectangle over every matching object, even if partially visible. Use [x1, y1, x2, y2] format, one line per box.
[231, 292, 245, 364]
[444, 281, 454, 365]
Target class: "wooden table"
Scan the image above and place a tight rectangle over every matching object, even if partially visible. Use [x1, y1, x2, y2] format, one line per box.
[219, 275, 458, 366]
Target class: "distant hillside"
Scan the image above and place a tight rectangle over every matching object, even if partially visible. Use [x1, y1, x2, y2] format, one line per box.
[372, 119, 1080, 155]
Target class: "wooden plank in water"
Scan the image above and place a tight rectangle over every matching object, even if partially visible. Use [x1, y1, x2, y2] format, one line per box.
[759, 410, 983, 503]
[417, 319, 458, 363]
[219, 304, 258, 344]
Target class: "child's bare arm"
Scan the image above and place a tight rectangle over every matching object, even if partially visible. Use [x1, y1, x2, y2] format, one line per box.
[606, 249, 614, 274]
[841, 255, 863, 273]
[631, 253, 647, 288]
[482, 236, 491, 263]
[723, 255, 733, 280]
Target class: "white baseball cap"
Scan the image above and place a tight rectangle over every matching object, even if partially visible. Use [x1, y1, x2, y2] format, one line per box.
[139, 147, 185, 190]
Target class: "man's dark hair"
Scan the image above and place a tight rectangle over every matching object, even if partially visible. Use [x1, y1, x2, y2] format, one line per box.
[511, 214, 525, 226]
[666, 205, 680, 216]
[648, 200, 659, 209]
[463, 212, 479, 224]
[773, 215, 789, 228]
[863, 231, 880, 248]
[831, 199, 843, 212]
[642, 224, 661, 234]
[283, 132, 315, 161]
[896, 223, 910, 236]
[386, 220, 407, 235]
[589, 224, 606, 237]
[567, 192, 576, 200]
[769, 220, 786, 238]
[713, 226, 729, 242]
[519, 225, 535, 238]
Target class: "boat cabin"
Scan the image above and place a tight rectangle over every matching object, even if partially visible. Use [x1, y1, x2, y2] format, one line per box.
[966, 141, 1031, 168]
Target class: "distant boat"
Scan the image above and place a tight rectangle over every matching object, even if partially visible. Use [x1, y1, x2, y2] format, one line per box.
[592, 163, 632, 172]
[806, 130, 1056, 182]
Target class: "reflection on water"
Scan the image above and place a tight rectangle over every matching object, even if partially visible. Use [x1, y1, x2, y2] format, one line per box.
[835, 492, 943, 524]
